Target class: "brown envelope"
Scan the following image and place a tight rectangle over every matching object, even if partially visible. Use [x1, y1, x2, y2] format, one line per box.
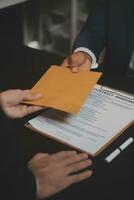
[24, 65, 102, 113]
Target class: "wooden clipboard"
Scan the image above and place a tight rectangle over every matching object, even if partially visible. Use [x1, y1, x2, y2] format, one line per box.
[25, 119, 134, 157]
[25, 85, 134, 157]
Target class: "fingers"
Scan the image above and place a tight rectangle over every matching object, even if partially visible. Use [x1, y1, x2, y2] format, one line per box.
[67, 159, 92, 174]
[22, 90, 43, 101]
[70, 53, 92, 72]
[70, 64, 80, 73]
[61, 54, 82, 72]
[61, 59, 80, 72]
[18, 105, 44, 117]
[26, 105, 44, 114]
[78, 58, 92, 71]
[30, 150, 93, 199]
[69, 170, 93, 184]
[61, 59, 70, 67]
[19, 92, 44, 116]
[50, 152, 92, 176]
[48, 152, 92, 171]
[61, 152, 92, 175]
[50, 151, 77, 160]
[61, 153, 88, 166]
[61, 52, 92, 73]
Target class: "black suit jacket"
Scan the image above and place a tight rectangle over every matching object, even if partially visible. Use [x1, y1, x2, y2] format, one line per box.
[73, 0, 134, 76]
[0, 110, 36, 200]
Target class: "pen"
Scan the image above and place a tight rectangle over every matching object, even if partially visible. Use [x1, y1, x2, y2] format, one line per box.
[119, 137, 133, 151]
[105, 149, 121, 163]
[105, 137, 134, 163]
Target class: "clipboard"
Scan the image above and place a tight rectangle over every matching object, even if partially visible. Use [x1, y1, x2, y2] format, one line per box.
[25, 85, 134, 157]
[25, 119, 134, 157]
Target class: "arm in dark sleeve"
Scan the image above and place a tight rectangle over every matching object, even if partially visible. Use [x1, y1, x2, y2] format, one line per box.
[73, 0, 107, 60]
[0, 109, 36, 200]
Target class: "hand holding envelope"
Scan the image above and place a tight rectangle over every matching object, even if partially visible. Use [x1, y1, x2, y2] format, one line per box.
[24, 65, 102, 113]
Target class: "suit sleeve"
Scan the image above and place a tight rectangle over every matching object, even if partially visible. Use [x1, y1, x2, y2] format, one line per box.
[73, 0, 107, 60]
[0, 109, 36, 200]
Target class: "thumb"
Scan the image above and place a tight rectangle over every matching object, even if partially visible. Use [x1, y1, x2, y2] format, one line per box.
[61, 59, 80, 72]
[70, 63, 80, 73]
[61, 59, 69, 67]
[22, 90, 43, 101]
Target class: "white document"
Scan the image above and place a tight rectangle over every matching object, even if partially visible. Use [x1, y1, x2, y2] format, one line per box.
[28, 84, 134, 156]
[0, 0, 27, 9]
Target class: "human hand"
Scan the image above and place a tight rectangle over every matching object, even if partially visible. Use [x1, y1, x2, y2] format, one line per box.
[61, 51, 92, 72]
[0, 89, 43, 119]
[28, 151, 92, 199]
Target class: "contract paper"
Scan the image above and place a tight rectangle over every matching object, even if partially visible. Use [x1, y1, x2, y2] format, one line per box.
[27, 85, 134, 156]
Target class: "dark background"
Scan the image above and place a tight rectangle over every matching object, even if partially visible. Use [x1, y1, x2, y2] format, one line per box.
[0, 3, 134, 200]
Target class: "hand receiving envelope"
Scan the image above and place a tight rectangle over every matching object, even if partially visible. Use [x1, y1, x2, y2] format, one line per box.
[24, 65, 102, 113]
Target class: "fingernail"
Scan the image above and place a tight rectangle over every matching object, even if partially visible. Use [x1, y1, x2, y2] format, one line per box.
[86, 170, 93, 176]
[86, 159, 92, 165]
[36, 93, 43, 97]
[72, 68, 79, 73]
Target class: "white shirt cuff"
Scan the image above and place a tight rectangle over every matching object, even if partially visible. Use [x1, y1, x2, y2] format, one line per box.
[74, 47, 98, 69]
